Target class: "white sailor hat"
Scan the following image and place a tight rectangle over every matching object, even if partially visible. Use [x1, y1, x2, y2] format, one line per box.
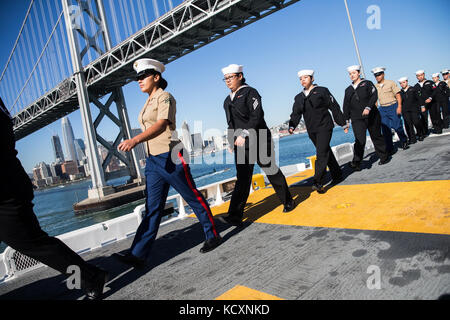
[442, 69, 449, 75]
[432, 73, 440, 78]
[133, 58, 165, 75]
[371, 67, 386, 74]
[297, 69, 314, 78]
[222, 64, 244, 75]
[398, 77, 408, 83]
[415, 69, 425, 75]
[347, 65, 361, 72]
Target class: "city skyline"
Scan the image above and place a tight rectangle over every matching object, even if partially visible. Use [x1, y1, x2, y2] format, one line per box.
[1, 0, 449, 173]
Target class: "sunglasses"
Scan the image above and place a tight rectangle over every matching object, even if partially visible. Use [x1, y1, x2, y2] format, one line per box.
[136, 72, 155, 82]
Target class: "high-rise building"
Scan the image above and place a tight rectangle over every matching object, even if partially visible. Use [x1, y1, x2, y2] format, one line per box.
[51, 135, 65, 163]
[191, 133, 203, 152]
[61, 160, 79, 176]
[74, 138, 86, 162]
[38, 162, 51, 179]
[181, 121, 193, 153]
[32, 166, 42, 181]
[61, 117, 77, 163]
[50, 162, 63, 178]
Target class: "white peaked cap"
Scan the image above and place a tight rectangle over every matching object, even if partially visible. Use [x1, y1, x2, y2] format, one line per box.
[415, 69, 425, 75]
[347, 65, 361, 72]
[441, 69, 449, 74]
[371, 66, 386, 74]
[298, 69, 314, 77]
[432, 73, 440, 78]
[222, 64, 243, 75]
[398, 77, 408, 83]
[134, 58, 165, 74]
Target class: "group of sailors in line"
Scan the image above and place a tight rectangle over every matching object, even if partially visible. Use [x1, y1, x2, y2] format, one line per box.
[289, 65, 449, 186]
[0, 58, 448, 300]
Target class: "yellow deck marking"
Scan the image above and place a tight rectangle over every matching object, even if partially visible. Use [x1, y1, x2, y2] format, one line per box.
[215, 285, 284, 300]
[198, 172, 450, 235]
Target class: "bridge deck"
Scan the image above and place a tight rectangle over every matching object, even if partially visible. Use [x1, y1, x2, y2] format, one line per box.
[0, 132, 449, 300]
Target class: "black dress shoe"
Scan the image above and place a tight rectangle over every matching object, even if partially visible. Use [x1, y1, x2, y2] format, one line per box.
[283, 198, 296, 213]
[418, 135, 425, 141]
[112, 252, 146, 269]
[218, 215, 242, 226]
[408, 140, 417, 145]
[82, 267, 109, 300]
[378, 157, 391, 165]
[200, 236, 222, 253]
[312, 183, 325, 194]
[349, 161, 361, 171]
[400, 142, 409, 150]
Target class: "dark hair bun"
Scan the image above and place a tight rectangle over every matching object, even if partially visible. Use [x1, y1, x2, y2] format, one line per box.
[160, 77, 168, 90]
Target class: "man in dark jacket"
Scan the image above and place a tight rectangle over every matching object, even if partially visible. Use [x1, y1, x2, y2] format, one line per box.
[219, 64, 295, 226]
[414, 70, 435, 134]
[431, 72, 449, 130]
[288, 69, 347, 193]
[397, 77, 426, 143]
[343, 65, 390, 171]
[0, 97, 108, 299]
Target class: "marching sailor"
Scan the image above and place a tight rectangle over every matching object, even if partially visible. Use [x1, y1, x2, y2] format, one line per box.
[431, 72, 449, 130]
[442, 69, 450, 127]
[0, 97, 108, 300]
[343, 65, 390, 171]
[288, 69, 347, 193]
[219, 64, 295, 226]
[397, 77, 426, 143]
[413, 70, 435, 134]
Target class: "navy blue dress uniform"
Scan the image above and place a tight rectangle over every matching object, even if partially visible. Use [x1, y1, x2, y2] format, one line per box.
[113, 59, 221, 267]
[220, 64, 294, 225]
[289, 69, 346, 192]
[343, 65, 389, 169]
[0, 97, 108, 300]
[397, 77, 426, 143]
[443, 69, 450, 123]
[431, 73, 449, 130]
[414, 70, 434, 134]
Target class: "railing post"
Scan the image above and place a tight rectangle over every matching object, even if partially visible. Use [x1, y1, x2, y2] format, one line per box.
[177, 195, 188, 219]
[214, 184, 224, 206]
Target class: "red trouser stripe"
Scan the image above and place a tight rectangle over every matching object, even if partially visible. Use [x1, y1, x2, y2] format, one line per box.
[177, 152, 218, 238]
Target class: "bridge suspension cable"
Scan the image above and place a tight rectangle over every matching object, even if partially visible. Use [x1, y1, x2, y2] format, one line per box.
[0, 0, 34, 83]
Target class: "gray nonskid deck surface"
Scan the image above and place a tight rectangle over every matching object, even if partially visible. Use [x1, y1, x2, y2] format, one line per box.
[0, 132, 449, 300]
[1, 218, 449, 300]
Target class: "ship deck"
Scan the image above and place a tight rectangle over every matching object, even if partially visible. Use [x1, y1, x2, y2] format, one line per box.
[1, 132, 449, 300]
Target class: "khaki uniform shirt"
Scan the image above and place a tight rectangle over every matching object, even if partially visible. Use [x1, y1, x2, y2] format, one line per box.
[138, 88, 180, 156]
[375, 79, 401, 107]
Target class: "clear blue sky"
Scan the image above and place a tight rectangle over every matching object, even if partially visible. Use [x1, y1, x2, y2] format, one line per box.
[1, 0, 449, 173]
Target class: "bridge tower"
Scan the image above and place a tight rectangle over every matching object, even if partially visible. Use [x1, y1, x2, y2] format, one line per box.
[62, 0, 142, 199]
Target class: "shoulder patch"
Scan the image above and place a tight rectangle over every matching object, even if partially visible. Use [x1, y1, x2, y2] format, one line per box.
[252, 97, 259, 110]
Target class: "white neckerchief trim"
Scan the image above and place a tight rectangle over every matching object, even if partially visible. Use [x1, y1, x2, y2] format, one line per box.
[230, 85, 249, 101]
[352, 78, 363, 89]
[303, 85, 316, 97]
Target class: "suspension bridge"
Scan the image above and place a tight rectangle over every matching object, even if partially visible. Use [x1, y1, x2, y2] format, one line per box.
[1, 0, 300, 201]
